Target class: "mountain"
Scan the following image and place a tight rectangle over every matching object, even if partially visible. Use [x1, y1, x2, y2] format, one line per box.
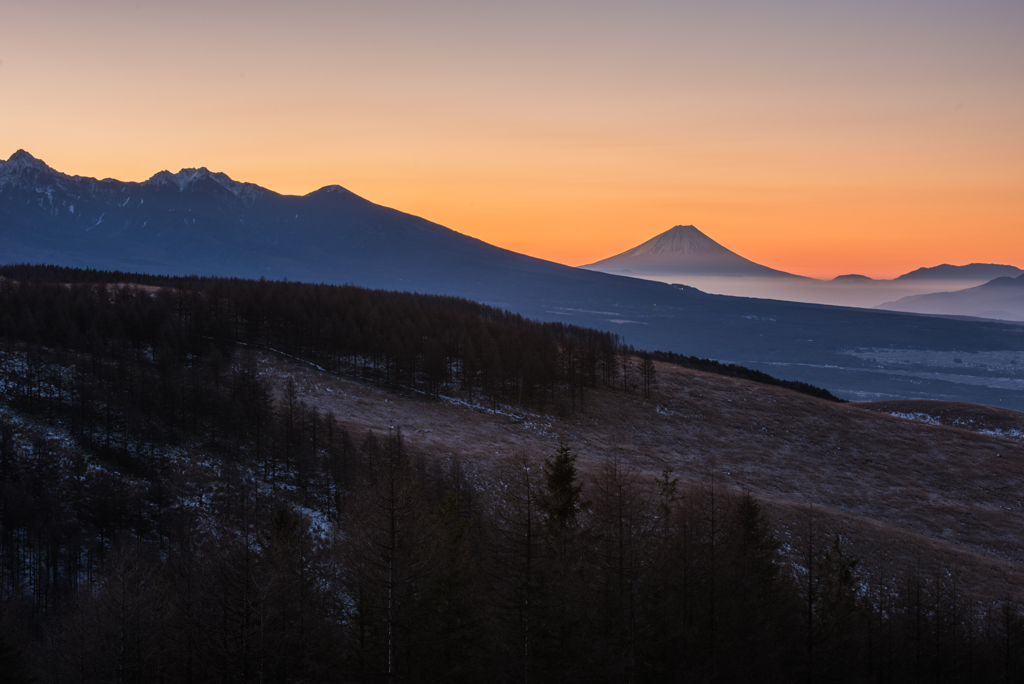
[5, 149, 1024, 409]
[895, 263, 1023, 281]
[0, 149, 572, 300]
[578, 224, 802, 278]
[578, 224, 1023, 312]
[878, 274, 1024, 321]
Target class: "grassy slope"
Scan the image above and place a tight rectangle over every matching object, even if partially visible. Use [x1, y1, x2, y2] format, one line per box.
[264, 353, 1024, 602]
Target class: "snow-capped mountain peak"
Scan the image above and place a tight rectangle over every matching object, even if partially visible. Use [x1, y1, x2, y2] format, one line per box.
[144, 167, 263, 203]
[4, 149, 52, 172]
[580, 224, 801, 278]
[147, 167, 221, 191]
[0, 150, 63, 188]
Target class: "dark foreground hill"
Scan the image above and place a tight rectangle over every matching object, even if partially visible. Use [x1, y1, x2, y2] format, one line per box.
[0, 269, 1022, 682]
[4, 151, 1024, 408]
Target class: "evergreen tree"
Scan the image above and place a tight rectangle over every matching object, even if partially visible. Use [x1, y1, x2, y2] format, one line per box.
[539, 439, 585, 533]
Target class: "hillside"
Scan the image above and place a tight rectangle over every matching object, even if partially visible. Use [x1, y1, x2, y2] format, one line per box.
[1, 268, 1022, 682]
[266, 352, 1024, 602]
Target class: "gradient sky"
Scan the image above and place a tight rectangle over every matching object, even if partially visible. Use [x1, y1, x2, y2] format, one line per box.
[2, 0, 1021, 278]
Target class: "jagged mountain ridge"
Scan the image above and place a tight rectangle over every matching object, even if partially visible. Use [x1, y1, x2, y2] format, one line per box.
[0, 150, 525, 294]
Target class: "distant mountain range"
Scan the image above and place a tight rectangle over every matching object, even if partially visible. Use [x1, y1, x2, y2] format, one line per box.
[894, 263, 1023, 282]
[832, 264, 1023, 283]
[580, 225, 1022, 311]
[878, 274, 1024, 321]
[4, 149, 1024, 409]
[581, 224, 1021, 284]
[0, 149, 569, 299]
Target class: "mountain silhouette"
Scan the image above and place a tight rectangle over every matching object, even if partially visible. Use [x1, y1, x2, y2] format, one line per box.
[878, 274, 1024, 321]
[895, 263, 1023, 282]
[578, 224, 1022, 311]
[0, 149, 585, 300]
[579, 225, 802, 278]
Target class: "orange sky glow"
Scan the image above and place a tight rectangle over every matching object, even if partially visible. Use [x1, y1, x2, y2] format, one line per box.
[2, 1, 1021, 280]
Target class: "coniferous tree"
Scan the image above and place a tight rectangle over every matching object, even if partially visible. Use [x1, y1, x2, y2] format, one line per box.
[590, 454, 652, 683]
[490, 452, 549, 684]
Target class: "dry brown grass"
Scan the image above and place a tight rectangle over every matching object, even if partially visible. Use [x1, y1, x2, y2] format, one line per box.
[262, 354, 1024, 602]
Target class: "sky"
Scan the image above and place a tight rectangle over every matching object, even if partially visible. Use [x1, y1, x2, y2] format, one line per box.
[1, 0, 1021, 279]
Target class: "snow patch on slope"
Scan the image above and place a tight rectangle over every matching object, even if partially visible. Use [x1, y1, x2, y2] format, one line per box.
[887, 411, 1024, 441]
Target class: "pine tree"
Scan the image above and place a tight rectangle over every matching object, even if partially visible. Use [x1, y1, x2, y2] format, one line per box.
[539, 439, 585, 534]
[537, 439, 591, 680]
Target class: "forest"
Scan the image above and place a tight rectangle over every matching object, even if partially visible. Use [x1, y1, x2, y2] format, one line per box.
[0, 264, 1022, 682]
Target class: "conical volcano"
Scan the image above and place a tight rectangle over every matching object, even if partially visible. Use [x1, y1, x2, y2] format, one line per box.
[580, 225, 802, 278]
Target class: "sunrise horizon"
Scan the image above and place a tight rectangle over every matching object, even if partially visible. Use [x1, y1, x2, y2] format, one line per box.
[5, 144, 1017, 282]
[3, 1, 1021, 283]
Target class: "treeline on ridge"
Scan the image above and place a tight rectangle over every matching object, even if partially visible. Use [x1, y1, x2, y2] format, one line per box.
[0, 263, 839, 404]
